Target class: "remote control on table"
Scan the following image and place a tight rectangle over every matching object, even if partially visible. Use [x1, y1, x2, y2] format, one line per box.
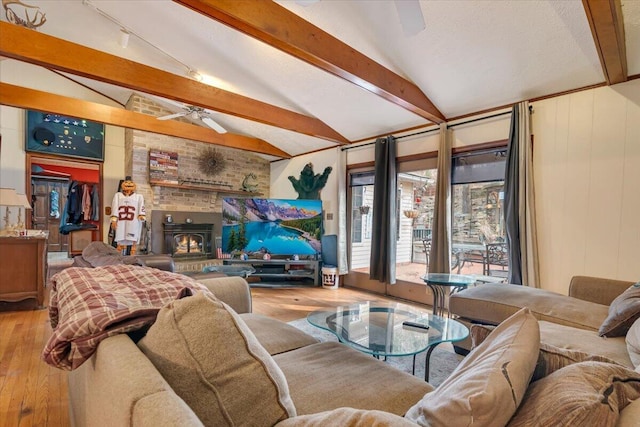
[402, 320, 430, 332]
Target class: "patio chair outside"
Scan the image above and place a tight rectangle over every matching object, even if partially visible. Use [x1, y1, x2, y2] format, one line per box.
[486, 242, 509, 279]
[422, 238, 431, 273]
[456, 247, 487, 274]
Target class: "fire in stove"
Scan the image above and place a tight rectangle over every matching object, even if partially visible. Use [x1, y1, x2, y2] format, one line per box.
[174, 234, 203, 254]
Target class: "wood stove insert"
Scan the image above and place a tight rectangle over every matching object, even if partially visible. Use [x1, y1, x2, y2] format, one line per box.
[163, 222, 214, 259]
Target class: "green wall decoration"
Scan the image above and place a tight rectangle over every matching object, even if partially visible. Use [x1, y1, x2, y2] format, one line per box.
[288, 163, 332, 200]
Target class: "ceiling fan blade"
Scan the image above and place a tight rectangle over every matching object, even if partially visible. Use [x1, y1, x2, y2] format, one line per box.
[395, 0, 425, 37]
[157, 111, 188, 121]
[202, 116, 227, 134]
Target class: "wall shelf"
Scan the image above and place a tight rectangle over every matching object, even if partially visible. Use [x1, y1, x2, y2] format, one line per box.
[149, 181, 262, 196]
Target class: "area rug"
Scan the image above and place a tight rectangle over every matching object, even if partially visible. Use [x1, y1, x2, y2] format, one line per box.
[287, 318, 464, 388]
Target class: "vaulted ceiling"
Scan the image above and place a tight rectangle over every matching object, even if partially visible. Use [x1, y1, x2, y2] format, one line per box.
[1, 0, 639, 160]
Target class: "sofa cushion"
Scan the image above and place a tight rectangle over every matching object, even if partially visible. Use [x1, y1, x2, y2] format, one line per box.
[599, 282, 640, 337]
[618, 398, 640, 426]
[628, 318, 640, 370]
[532, 342, 623, 382]
[469, 323, 622, 381]
[240, 313, 319, 355]
[404, 308, 539, 427]
[449, 283, 609, 331]
[138, 292, 296, 427]
[469, 323, 496, 347]
[275, 408, 418, 427]
[537, 320, 633, 369]
[507, 361, 640, 427]
[273, 341, 433, 416]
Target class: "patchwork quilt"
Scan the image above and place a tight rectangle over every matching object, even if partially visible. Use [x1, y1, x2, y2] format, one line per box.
[43, 264, 210, 370]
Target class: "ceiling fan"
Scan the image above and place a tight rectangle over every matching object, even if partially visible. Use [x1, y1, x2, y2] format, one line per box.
[157, 105, 227, 134]
[296, 0, 425, 37]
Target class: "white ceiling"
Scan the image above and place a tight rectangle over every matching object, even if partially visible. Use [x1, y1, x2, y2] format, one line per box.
[2, 0, 639, 158]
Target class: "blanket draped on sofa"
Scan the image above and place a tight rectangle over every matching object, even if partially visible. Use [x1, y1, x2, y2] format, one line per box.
[43, 265, 209, 370]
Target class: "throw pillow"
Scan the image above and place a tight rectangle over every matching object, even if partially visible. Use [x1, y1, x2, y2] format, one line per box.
[532, 342, 623, 382]
[138, 292, 296, 427]
[469, 323, 495, 348]
[628, 318, 640, 369]
[507, 361, 640, 427]
[405, 308, 539, 427]
[599, 282, 640, 337]
[275, 408, 418, 427]
[469, 324, 622, 381]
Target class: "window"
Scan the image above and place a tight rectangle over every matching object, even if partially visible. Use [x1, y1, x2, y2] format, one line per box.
[352, 186, 363, 243]
[451, 148, 507, 276]
[347, 159, 438, 283]
[395, 168, 437, 283]
[349, 171, 374, 272]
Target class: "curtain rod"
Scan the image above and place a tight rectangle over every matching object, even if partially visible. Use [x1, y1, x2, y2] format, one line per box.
[342, 109, 514, 151]
[448, 110, 512, 129]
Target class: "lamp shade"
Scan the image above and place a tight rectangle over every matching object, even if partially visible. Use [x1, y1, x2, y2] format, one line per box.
[16, 194, 32, 209]
[0, 188, 21, 206]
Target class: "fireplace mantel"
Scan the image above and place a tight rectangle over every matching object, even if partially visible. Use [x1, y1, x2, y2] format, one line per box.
[150, 180, 262, 196]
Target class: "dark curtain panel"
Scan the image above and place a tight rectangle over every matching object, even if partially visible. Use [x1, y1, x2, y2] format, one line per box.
[369, 136, 397, 284]
[504, 104, 522, 285]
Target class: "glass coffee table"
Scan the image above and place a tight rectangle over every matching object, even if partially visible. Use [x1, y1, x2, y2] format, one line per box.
[307, 301, 469, 381]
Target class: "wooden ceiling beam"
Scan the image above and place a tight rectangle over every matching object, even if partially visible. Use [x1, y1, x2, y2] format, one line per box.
[0, 83, 292, 159]
[0, 22, 348, 145]
[582, 0, 627, 85]
[174, 0, 446, 124]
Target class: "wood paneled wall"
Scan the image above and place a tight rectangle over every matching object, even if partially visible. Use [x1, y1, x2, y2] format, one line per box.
[533, 79, 640, 294]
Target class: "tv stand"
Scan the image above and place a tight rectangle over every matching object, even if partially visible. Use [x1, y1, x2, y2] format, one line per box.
[223, 258, 320, 286]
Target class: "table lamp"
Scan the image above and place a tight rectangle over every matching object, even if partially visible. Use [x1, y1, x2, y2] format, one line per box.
[15, 193, 32, 230]
[0, 188, 32, 235]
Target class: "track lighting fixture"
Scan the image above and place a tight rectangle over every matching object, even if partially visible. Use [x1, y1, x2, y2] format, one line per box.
[187, 69, 203, 82]
[119, 29, 130, 48]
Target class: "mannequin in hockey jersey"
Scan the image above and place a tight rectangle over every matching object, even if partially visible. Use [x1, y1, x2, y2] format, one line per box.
[110, 177, 145, 255]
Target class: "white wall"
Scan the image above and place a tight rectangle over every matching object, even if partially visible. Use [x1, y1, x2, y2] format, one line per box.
[0, 60, 126, 238]
[532, 79, 640, 293]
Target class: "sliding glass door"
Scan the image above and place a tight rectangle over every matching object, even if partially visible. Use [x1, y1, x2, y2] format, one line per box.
[451, 148, 507, 277]
[395, 168, 437, 284]
[350, 172, 374, 274]
[348, 158, 437, 285]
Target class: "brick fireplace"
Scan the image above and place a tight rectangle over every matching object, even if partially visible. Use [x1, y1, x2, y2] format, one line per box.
[121, 95, 270, 256]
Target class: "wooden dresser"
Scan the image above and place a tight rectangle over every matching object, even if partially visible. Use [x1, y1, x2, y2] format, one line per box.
[0, 235, 48, 308]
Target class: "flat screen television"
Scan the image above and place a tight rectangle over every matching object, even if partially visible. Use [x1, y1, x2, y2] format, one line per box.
[222, 198, 323, 257]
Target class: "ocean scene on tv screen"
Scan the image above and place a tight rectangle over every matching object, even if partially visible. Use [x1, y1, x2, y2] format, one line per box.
[222, 198, 323, 256]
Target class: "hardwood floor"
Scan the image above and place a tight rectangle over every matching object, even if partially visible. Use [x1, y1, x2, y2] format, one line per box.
[0, 284, 421, 427]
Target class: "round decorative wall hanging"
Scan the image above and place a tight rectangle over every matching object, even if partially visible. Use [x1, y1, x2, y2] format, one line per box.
[198, 149, 227, 176]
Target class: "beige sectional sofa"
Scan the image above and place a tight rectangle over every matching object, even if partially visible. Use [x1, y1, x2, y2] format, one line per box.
[449, 275, 635, 365]
[67, 276, 432, 426]
[66, 275, 640, 426]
